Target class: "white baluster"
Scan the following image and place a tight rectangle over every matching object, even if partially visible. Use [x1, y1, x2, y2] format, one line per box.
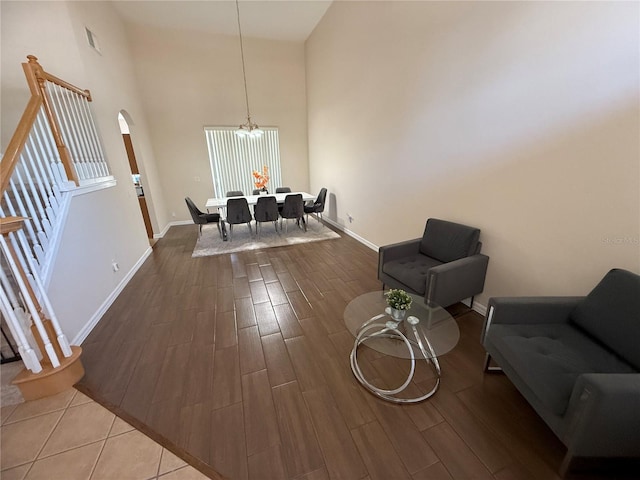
[36, 108, 72, 188]
[0, 263, 21, 308]
[22, 143, 52, 239]
[81, 97, 109, 176]
[33, 112, 60, 193]
[0, 280, 42, 373]
[49, 84, 84, 180]
[15, 229, 72, 357]
[7, 224, 42, 287]
[27, 130, 57, 214]
[4, 180, 39, 250]
[0, 235, 59, 368]
[69, 92, 98, 179]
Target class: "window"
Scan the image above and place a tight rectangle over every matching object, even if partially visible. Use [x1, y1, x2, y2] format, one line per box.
[204, 127, 282, 197]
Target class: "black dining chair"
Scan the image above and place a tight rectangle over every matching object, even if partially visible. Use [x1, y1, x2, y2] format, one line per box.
[280, 194, 305, 233]
[185, 197, 224, 239]
[226, 197, 252, 240]
[254, 196, 279, 237]
[252, 189, 262, 195]
[304, 187, 327, 225]
[275, 187, 291, 214]
[226, 190, 244, 197]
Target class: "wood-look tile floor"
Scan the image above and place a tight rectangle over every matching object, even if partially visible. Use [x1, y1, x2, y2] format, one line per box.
[77, 225, 635, 480]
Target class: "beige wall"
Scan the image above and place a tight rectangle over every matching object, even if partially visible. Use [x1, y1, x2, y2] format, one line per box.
[124, 21, 309, 221]
[1, 1, 157, 340]
[306, 1, 640, 306]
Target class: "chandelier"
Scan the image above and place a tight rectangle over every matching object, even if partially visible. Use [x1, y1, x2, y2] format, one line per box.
[234, 0, 263, 138]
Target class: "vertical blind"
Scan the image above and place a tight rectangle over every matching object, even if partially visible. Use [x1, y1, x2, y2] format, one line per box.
[204, 127, 282, 198]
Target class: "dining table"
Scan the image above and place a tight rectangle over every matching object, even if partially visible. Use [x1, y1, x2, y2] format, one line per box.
[205, 191, 315, 210]
[206, 192, 315, 241]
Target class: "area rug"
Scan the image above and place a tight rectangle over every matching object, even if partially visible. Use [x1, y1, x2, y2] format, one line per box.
[192, 219, 341, 257]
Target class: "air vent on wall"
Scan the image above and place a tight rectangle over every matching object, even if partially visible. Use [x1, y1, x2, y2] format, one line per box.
[85, 27, 101, 54]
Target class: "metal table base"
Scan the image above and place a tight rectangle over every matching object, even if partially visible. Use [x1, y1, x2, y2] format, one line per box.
[349, 314, 442, 404]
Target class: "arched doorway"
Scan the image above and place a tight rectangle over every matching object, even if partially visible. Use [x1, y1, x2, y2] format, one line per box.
[118, 112, 154, 242]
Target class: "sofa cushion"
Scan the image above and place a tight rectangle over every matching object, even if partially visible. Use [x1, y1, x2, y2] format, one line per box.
[486, 323, 635, 416]
[382, 254, 442, 295]
[419, 219, 480, 263]
[570, 269, 640, 370]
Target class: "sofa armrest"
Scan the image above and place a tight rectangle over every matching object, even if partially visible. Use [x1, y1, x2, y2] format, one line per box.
[426, 254, 489, 307]
[482, 296, 583, 344]
[563, 373, 640, 457]
[378, 238, 421, 280]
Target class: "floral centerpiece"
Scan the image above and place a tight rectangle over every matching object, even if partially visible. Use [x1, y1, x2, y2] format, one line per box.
[252, 165, 269, 193]
[385, 289, 412, 321]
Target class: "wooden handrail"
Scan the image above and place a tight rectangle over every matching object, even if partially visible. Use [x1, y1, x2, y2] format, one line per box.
[44, 72, 92, 101]
[24, 55, 92, 100]
[0, 217, 27, 235]
[0, 96, 43, 195]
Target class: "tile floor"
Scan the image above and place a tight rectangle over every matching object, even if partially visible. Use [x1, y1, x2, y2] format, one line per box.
[0, 386, 210, 479]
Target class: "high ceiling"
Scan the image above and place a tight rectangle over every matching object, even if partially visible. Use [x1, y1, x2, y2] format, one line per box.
[111, 0, 333, 42]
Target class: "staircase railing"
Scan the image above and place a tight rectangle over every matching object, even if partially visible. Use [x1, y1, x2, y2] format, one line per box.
[1, 56, 113, 282]
[0, 217, 70, 373]
[0, 55, 103, 390]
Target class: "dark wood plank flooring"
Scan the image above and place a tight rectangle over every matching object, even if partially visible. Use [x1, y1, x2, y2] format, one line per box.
[77, 225, 635, 480]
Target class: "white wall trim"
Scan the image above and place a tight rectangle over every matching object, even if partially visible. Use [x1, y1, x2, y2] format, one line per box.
[71, 245, 153, 345]
[154, 220, 192, 239]
[324, 217, 379, 252]
[471, 300, 487, 317]
[62, 177, 117, 195]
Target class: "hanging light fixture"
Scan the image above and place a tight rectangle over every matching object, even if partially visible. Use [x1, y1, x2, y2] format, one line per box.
[234, 0, 263, 138]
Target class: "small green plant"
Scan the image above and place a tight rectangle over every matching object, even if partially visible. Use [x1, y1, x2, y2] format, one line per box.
[385, 289, 412, 310]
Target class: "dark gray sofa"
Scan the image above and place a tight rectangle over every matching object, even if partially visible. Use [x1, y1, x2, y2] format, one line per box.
[481, 268, 640, 474]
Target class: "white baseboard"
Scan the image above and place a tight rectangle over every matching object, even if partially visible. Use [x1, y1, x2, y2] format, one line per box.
[72, 245, 153, 345]
[155, 220, 191, 239]
[324, 217, 379, 252]
[471, 300, 487, 317]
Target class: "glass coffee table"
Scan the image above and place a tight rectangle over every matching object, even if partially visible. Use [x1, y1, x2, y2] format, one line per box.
[344, 291, 460, 403]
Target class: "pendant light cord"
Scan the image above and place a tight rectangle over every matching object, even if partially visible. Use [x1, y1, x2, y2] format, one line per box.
[236, 0, 251, 121]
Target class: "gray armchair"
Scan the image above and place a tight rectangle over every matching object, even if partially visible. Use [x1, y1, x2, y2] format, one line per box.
[482, 269, 640, 474]
[378, 218, 489, 308]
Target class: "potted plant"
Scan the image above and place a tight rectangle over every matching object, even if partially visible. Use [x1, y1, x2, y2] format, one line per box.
[385, 289, 412, 321]
[252, 165, 269, 194]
